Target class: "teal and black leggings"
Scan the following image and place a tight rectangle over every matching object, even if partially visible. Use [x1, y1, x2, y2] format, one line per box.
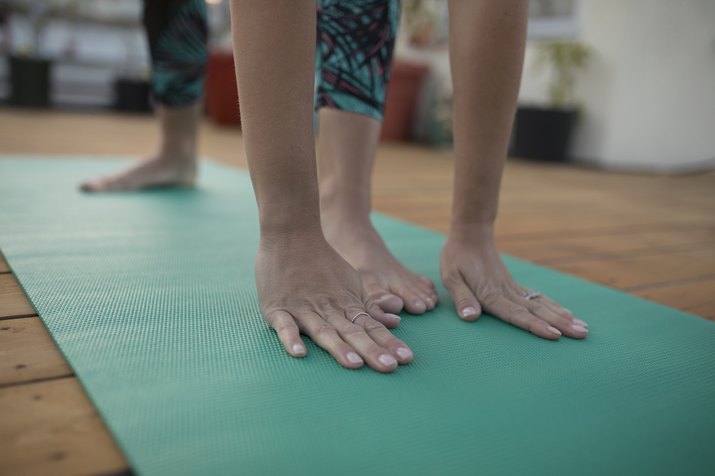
[143, 0, 400, 121]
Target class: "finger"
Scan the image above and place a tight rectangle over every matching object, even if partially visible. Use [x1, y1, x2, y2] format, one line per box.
[540, 298, 589, 327]
[331, 310, 398, 372]
[517, 296, 588, 339]
[361, 316, 413, 365]
[365, 299, 402, 329]
[266, 310, 307, 357]
[362, 301, 412, 363]
[442, 276, 481, 321]
[296, 313, 364, 369]
[482, 294, 562, 340]
[515, 287, 589, 328]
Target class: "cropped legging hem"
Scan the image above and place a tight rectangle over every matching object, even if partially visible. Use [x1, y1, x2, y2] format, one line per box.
[143, 0, 400, 120]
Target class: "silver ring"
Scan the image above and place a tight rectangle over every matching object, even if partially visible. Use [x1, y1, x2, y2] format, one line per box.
[350, 311, 370, 324]
[522, 290, 542, 301]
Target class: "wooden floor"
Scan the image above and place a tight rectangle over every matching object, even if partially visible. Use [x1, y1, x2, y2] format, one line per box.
[1, 109, 714, 475]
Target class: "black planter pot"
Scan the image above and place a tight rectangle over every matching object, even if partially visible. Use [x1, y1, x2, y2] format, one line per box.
[114, 78, 152, 113]
[9, 55, 52, 108]
[511, 106, 578, 162]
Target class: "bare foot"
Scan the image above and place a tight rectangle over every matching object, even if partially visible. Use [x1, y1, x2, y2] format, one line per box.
[80, 154, 197, 192]
[322, 215, 438, 315]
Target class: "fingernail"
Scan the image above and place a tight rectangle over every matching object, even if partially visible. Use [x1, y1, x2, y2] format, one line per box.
[574, 319, 588, 327]
[572, 325, 588, 333]
[461, 306, 478, 318]
[564, 309, 574, 314]
[396, 347, 413, 361]
[378, 354, 397, 367]
[385, 313, 401, 321]
[346, 352, 363, 365]
[292, 343, 306, 356]
[547, 325, 562, 336]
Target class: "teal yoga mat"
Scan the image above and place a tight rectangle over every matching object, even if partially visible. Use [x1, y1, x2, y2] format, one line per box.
[1, 156, 714, 476]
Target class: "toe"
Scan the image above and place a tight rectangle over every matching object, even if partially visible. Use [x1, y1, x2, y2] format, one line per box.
[80, 179, 104, 192]
[418, 275, 437, 292]
[364, 278, 405, 314]
[413, 276, 438, 308]
[392, 285, 427, 314]
[405, 298, 427, 314]
[372, 292, 404, 314]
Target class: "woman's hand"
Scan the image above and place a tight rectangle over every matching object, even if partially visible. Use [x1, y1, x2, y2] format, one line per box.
[256, 233, 413, 372]
[440, 228, 589, 340]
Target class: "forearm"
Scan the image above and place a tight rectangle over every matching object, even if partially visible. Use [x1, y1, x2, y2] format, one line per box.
[230, 0, 322, 240]
[447, 0, 528, 239]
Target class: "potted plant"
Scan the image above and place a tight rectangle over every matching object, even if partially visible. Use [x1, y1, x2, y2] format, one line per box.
[511, 40, 591, 161]
[8, 0, 53, 108]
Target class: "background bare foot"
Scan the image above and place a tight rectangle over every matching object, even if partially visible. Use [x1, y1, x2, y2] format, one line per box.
[80, 154, 197, 192]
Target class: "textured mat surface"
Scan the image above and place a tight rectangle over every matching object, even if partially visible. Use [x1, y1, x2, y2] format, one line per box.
[1, 156, 714, 476]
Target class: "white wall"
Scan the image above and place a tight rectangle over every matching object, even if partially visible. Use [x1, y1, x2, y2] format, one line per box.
[519, 0, 715, 172]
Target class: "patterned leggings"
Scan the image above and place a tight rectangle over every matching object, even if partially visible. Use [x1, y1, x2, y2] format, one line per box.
[143, 0, 400, 121]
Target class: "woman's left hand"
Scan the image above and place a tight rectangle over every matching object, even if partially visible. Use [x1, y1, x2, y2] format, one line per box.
[439, 230, 589, 340]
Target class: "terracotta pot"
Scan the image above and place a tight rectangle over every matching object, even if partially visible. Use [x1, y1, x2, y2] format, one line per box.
[380, 61, 429, 142]
[205, 51, 241, 126]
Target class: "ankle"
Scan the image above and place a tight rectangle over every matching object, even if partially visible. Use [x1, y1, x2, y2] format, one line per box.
[321, 202, 371, 232]
[159, 141, 197, 164]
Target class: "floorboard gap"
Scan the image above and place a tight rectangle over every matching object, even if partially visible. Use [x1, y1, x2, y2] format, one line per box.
[0, 373, 75, 390]
[625, 274, 715, 292]
[0, 313, 39, 321]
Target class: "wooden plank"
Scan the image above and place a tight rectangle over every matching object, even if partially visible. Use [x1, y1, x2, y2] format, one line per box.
[685, 301, 715, 321]
[633, 277, 715, 321]
[0, 377, 129, 476]
[0, 253, 9, 273]
[0, 317, 72, 386]
[552, 248, 715, 290]
[0, 273, 36, 319]
[501, 228, 715, 263]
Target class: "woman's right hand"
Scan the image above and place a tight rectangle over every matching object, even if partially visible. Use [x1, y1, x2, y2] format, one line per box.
[255, 233, 413, 373]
